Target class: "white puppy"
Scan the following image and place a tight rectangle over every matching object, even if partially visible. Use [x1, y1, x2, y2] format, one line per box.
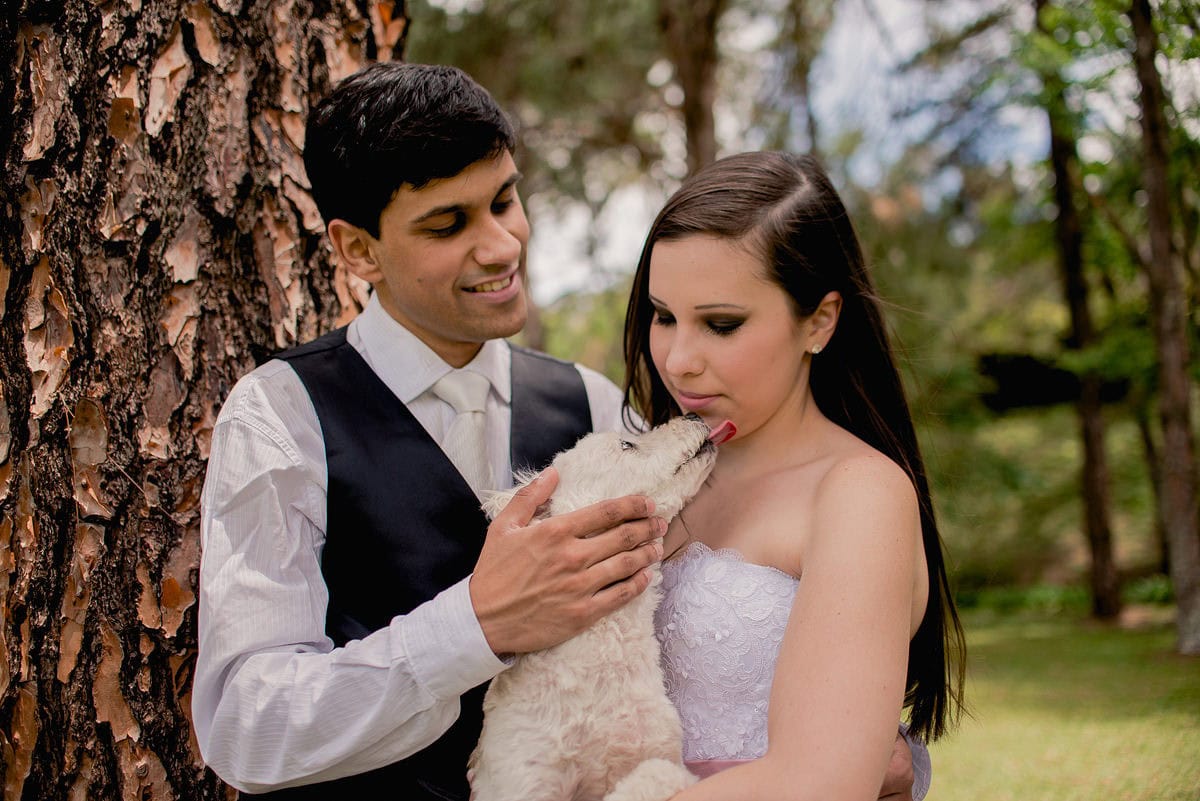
[469, 414, 731, 801]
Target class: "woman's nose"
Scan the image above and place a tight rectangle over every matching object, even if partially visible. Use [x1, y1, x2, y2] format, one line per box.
[663, 333, 703, 377]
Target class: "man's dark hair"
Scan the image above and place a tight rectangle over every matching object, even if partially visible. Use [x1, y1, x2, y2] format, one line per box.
[303, 62, 517, 237]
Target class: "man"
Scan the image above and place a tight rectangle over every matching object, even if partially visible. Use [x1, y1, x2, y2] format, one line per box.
[193, 62, 924, 800]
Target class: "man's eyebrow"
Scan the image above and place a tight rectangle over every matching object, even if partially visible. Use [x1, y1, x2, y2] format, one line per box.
[411, 172, 524, 225]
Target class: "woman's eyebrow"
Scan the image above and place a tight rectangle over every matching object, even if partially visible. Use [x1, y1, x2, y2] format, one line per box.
[694, 303, 747, 311]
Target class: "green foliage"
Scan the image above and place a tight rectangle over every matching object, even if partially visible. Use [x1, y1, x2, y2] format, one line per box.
[958, 583, 1091, 614]
[1125, 573, 1175, 605]
[537, 279, 633, 383]
[405, 0, 671, 202]
[959, 573, 1175, 613]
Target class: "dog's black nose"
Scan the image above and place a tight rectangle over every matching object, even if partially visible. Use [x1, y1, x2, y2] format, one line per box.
[682, 413, 703, 423]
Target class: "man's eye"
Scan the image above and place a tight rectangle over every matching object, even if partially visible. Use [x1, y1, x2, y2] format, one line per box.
[620, 440, 638, 451]
[428, 214, 465, 237]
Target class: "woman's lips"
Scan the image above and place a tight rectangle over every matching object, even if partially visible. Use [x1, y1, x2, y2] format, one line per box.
[676, 392, 716, 412]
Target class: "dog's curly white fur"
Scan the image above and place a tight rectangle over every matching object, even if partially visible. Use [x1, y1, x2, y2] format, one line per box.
[468, 416, 718, 801]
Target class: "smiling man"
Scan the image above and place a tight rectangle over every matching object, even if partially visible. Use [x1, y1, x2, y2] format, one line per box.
[192, 63, 666, 800]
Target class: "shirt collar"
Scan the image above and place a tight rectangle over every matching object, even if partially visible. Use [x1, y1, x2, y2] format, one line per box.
[347, 293, 512, 405]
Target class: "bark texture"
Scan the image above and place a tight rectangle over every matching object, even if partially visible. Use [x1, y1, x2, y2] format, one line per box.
[1129, 0, 1200, 654]
[0, 1, 405, 798]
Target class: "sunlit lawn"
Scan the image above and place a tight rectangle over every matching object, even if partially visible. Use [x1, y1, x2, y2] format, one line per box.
[928, 609, 1200, 801]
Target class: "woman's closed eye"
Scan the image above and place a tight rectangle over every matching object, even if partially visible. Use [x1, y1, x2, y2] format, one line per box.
[706, 318, 744, 336]
[652, 309, 675, 327]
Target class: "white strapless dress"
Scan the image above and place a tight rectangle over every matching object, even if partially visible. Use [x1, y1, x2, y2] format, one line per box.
[654, 541, 931, 797]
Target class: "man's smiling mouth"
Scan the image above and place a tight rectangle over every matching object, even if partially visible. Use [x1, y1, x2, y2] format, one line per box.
[465, 276, 513, 293]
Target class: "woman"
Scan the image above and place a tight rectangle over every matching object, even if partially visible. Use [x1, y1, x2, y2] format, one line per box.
[623, 152, 965, 799]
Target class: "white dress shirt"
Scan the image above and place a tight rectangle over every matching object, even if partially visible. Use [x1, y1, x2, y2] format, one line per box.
[194, 295, 627, 793]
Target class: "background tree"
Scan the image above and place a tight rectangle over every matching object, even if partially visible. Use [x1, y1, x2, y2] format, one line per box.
[1127, 0, 1199, 653]
[658, 0, 728, 174]
[1032, 0, 1121, 619]
[0, 1, 400, 797]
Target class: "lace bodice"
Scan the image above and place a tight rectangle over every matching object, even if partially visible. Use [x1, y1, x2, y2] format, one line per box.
[655, 541, 799, 761]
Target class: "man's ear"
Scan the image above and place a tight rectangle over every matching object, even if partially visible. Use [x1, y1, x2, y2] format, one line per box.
[807, 290, 842, 351]
[327, 219, 383, 283]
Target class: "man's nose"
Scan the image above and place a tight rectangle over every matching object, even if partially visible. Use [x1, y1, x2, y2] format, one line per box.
[474, 213, 525, 266]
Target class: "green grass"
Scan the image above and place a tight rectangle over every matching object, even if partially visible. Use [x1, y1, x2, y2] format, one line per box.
[927, 609, 1200, 801]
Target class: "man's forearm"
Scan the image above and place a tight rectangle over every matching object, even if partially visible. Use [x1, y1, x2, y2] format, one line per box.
[194, 579, 504, 791]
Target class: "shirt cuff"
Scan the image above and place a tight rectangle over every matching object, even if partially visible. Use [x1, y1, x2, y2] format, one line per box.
[396, 577, 508, 699]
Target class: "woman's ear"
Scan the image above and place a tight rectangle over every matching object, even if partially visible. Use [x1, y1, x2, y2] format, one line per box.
[327, 219, 383, 283]
[807, 290, 842, 352]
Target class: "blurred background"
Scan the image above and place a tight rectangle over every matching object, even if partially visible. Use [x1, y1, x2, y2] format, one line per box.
[2, 0, 1196, 798]
[405, 1, 1200, 796]
[401, 0, 1199, 615]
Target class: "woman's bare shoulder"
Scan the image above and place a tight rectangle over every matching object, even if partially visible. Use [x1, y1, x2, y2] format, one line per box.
[812, 446, 919, 535]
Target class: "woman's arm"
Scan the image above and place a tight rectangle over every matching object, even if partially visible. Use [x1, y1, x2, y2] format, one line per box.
[675, 453, 924, 800]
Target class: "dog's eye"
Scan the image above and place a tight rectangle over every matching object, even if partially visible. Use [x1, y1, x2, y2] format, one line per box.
[619, 439, 638, 451]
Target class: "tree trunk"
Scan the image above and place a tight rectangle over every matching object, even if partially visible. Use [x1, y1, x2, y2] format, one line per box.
[658, 0, 727, 174]
[1135, 405, 1171, 575]
[1034, 0, 1121, 619]
[1129, 0, 1200, 654]
[0, 2, 404, 798]
[781, 0, 833, 158]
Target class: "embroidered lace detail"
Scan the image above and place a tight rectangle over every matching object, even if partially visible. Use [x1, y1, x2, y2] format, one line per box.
[655, 541, 798, 761]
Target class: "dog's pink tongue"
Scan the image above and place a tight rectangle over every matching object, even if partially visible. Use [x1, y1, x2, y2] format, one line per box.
[708, 419, 736, 445]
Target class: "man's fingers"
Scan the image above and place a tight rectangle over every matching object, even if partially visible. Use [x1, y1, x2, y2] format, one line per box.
[587, 537, 663, 592]
[552, 494, 656, 540]
[588, 564, 655, 617]
[492, 468, 558, 529]
[582, 517, 666, 567]
[878, 730, 915, 800]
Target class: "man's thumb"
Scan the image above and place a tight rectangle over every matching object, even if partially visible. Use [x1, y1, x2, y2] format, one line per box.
[496, 467, 558, 527]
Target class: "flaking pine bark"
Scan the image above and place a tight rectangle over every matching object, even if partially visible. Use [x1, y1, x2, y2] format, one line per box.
[0, 2, 406, 798]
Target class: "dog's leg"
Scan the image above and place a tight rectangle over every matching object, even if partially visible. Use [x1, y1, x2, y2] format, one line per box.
[602, 759, 697, 801]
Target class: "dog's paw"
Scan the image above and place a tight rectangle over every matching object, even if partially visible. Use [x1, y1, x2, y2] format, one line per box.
[603, 758, 697, 801]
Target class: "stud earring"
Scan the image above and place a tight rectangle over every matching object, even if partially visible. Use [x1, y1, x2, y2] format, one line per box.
[811, 344, 823, 355]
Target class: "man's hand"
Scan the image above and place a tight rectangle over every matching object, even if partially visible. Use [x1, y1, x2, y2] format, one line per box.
[878, 730, 915, 801]
[470, 468, 666, 655]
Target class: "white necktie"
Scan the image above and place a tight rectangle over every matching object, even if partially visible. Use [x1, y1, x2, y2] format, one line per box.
[432, 370, 494, 498]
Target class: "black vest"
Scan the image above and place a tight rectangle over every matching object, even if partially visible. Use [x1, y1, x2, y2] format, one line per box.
[250, 329, 592, 801]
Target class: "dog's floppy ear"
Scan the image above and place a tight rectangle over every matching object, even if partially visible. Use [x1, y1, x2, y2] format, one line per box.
[480, 470, 551, 521]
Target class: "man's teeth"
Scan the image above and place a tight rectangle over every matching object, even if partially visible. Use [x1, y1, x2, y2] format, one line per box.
[466, 277, 513, 293]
